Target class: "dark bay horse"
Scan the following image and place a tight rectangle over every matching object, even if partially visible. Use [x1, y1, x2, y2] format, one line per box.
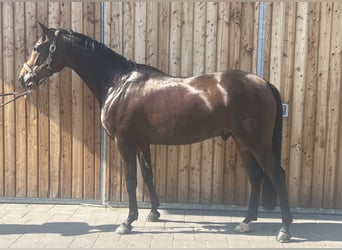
[19, 23, 292, 242]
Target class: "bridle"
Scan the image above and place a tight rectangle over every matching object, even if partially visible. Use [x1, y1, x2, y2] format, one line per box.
[1, 30, 60, 108]
[22, 30, 60, 89]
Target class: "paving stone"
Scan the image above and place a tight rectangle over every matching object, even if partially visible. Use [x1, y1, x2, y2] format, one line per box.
[38, 234, 74, 248]
[0, 204, 341, 248]
[0, 234, 21, 248]
[9, 233, 45, 248]
[174, 239, 207, 248]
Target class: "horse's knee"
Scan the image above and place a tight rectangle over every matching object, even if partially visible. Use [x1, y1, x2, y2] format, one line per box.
[141, 168, 153, 182]
[126, 179, 137, 193]
[274, 167, 285, 182]
[248, 167, 263, 187]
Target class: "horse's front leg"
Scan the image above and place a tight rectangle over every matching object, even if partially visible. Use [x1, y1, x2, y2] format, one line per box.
[115, 141, 138, 234]
[137, 145, 160, 222]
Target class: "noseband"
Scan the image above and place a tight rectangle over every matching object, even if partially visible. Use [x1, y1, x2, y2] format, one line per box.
[23, 30, 59, 88]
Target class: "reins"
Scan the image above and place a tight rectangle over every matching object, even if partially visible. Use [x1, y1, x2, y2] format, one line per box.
[0, 89, 33, 108]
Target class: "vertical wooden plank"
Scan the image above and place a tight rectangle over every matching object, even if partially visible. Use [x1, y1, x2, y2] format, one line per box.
[134, 1, 146, 202]
[37, 2, 49, 198]
[280, 2, 296, 186]
[107, 2, 123, 202]
[236, 2, 255, 205]
[94, 2, 102, 200]
[109, 140, 123, 202]
[300, 3, 320, 207]
[14, 1, 27, 197]
[59, 2, 72, 199]
[134, 2, 146, 64]
[83, 2, 96, 199]
[122, 2, 135, 60]
[110, 2, 123, 54]
[145, 1, 159, 203]
[157, 2, 170, 73]
[26, 2, 39, 198]
[216, 2, 229, 72]
[228, 2, 242, 204]
[189, 2, 205, 204]
[0, 3, 4, 196]
[177, 2, 193, 203]
[169, 2, 182, 75]
[3, 2, 16, 197]
[240, 3, 253, 205]
[154, 145, 167, 203]
[222, 3, 236, 205]
[180, 2, 193, 78]
[212, 140, 224, 204]
[247, 3, 259, 203]
[71, 2, 84, 199]
[154, 2, 170, 202]
[192, 2, 206, 76]
[48, 1, 61, 199]
[166, 145, 178, 203]
[167, 2, 182, 203]
[224, 139, 238, 204]
[312, 2, 332, 208]
[269, 2, 284, 89]
[177, 146, 190, 203]
[263, 2, 273, 81]
[213, 2, 229, 205]
[334, 2, 342, 209]
[229, 2, 242, 70]
[324, 2, 342, 208]
[121, 2, 135, 202]
[251, 3, 259, 74]
[205, 2, 217, 73]
[241, 7, 254, 89]
[288, 2, 308, 206]
[146, 1, 158, 68]
[199, 2, 217, 204]
[104, 1, 112, 201]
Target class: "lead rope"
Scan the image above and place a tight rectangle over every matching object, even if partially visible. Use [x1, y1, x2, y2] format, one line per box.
[0, 89, 33, 108]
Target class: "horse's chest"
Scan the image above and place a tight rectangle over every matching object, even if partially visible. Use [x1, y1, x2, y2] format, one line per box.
[100, 90, 135, 138]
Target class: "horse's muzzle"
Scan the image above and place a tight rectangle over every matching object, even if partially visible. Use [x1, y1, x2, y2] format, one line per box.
[19, 73, 37, 89]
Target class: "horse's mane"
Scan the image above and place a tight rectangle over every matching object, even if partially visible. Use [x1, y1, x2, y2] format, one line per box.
[59, 28, 128, 63]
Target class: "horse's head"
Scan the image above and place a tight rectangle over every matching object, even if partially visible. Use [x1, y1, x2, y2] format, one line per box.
[19, 22, 63, 90]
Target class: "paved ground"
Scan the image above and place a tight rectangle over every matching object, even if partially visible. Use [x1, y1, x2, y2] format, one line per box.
[0, 203, 341, 248]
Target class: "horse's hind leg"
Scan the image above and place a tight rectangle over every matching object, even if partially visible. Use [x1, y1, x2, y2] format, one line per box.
[234, 149, 263, 233]
[137, 145, 160, 222]
[252, 148, 292, 242]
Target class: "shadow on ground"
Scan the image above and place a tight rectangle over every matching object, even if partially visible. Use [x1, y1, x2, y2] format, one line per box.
[0, 219, 341, 244]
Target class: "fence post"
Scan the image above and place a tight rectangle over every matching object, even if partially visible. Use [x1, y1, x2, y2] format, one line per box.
[256, 2, 267, 77]
[100, 1, 107, 205]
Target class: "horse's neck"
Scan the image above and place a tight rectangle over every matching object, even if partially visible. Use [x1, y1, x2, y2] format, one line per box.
[64, 44, 130, 104]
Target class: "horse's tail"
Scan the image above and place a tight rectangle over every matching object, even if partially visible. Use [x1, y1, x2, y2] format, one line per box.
[261, 82, 283, 210]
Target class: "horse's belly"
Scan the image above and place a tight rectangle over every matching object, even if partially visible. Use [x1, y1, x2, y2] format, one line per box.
[145, 112, 227, 145]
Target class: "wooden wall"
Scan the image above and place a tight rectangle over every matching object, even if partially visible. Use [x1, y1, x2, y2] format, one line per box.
[263, 2, 342, 209]
[0, 2, 102, 200]
[0, 2, 342, 209]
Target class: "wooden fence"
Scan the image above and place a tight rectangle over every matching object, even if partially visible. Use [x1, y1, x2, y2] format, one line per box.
[0, 2, 341, 209]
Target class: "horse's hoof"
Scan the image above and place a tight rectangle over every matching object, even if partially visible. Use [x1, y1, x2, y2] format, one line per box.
[147, 210, 160, 222]
[276, 230, 291, 243]
[234, 222, 250, 233]
[115, 223, 132, 235]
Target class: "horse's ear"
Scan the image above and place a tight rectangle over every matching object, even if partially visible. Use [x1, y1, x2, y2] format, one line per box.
[38, 22, 55, 40]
